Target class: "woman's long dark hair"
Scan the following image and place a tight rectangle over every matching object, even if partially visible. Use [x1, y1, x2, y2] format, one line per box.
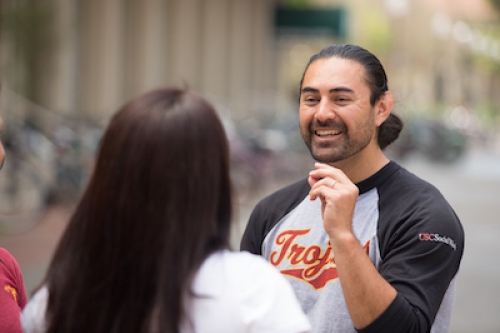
[43, 87, 233, 333]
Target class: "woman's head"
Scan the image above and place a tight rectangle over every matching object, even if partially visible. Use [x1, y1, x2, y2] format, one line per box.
[299, 44, 403, 150]
[90, 87, 232, 254]
[45, 87, 232, 333]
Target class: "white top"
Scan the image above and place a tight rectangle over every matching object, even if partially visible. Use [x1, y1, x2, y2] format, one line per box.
[21, 250, 311, 333]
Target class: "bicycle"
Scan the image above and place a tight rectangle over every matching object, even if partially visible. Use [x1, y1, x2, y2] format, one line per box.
[0, 122, 54, 235]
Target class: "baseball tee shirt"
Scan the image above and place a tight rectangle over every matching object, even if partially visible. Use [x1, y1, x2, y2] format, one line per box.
[241, 161, 464, 333]
[0, 247, 27, 333]
[21, 250, 311, 333]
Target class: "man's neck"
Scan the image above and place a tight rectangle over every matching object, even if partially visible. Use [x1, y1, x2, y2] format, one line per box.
[331, 149, 390, 184]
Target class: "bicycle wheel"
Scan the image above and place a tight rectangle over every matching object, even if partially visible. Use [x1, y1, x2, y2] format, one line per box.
[0, 154, 48, 234]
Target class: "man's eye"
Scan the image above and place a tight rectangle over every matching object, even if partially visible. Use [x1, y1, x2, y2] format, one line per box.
[335, 97, 351, 103]
[304, 97, 318, 103]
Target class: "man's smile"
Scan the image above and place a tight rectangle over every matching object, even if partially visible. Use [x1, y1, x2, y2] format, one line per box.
[315, 129, 341, 137]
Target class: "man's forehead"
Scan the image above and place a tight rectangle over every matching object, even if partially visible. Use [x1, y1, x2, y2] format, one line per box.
[302, 57, 367, 90]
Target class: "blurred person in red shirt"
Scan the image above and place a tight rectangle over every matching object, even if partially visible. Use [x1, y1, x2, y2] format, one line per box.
[0, 113, 28, 332]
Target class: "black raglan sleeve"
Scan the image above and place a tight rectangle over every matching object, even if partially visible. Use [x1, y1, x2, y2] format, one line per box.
[359, 172, 464, 333]
[240, 201, 271, 255]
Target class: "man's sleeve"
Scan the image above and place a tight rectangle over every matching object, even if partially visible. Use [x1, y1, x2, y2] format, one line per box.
[359, 183, 464, 333]
[240, 202, 269, 255]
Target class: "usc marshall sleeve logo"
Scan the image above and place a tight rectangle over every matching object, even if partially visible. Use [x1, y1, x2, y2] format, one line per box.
[270, 229, 370, 289]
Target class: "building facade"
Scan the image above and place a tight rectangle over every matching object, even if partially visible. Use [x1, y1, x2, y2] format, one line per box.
[1, 0, 279, 124]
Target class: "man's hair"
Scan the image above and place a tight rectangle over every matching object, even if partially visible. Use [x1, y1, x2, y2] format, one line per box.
[300, 44, 403, 150]
[44, 87, 233, 333]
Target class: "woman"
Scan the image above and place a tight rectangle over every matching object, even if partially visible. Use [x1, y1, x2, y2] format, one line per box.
[21, 87, 310, 333]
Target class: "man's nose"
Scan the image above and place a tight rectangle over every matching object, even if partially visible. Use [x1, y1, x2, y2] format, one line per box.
[315, 99, 337, 122]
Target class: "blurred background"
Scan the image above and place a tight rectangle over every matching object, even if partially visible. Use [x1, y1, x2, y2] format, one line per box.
[0, 0, 499, 332]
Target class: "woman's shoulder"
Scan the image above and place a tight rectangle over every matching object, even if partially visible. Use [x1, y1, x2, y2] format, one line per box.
[199, 250, 301, 307]
[21, 286, 49, 333]
[194, 250, 311, 333]
[196, 250, 289, 291]
[207, 250, 282, 276]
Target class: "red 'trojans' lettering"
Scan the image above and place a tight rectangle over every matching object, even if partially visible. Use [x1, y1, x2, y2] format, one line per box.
[270, 229, 371, 289]
[270, 229, 310, 266]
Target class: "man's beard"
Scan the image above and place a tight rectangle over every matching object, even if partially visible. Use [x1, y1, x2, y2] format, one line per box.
[300, 119, 374, 164]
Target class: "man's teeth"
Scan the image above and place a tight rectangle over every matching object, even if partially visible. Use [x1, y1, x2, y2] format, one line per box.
[315, 129, 340, 136]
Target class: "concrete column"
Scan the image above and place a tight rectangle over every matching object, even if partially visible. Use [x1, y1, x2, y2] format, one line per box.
[200, 0, 231, 109]
[47, 0, 79, 115]
[227, 0, 254, 120]
[79, 0, 124, 119]
[122, 0, 169, 98]
[249, 0, 277, 117]
[167, 0, 203, 90]
[141, 0, 169, 91]
[122, 0, 148, 98]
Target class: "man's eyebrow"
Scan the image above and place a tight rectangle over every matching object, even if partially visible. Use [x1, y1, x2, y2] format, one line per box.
[330, 87, 354, 94]
[300, 86, 355, 94]
[301, 87, 319, 94]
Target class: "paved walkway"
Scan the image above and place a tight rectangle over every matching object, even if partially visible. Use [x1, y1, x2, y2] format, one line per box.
[0, 204, 74, 294]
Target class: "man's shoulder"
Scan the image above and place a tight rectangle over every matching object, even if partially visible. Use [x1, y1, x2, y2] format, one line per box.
[255, 177, 310, 212]
[378, 161, 442, 196]
[241, 178, 311, 254]
[379, 163, 463, 236]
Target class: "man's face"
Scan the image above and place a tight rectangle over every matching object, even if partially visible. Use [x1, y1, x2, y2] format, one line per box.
[299, 57, 377, 164]
[0, 116, 5, 169]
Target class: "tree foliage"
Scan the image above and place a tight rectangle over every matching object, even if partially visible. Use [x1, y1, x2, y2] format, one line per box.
[0, 1, 53, 99]
[283, 0, 313, 8]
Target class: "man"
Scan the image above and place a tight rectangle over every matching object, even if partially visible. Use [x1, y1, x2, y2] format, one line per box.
[240, 44, 464, 333]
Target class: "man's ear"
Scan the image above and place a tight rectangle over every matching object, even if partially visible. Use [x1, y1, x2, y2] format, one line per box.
[374, 91, 394, 126]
